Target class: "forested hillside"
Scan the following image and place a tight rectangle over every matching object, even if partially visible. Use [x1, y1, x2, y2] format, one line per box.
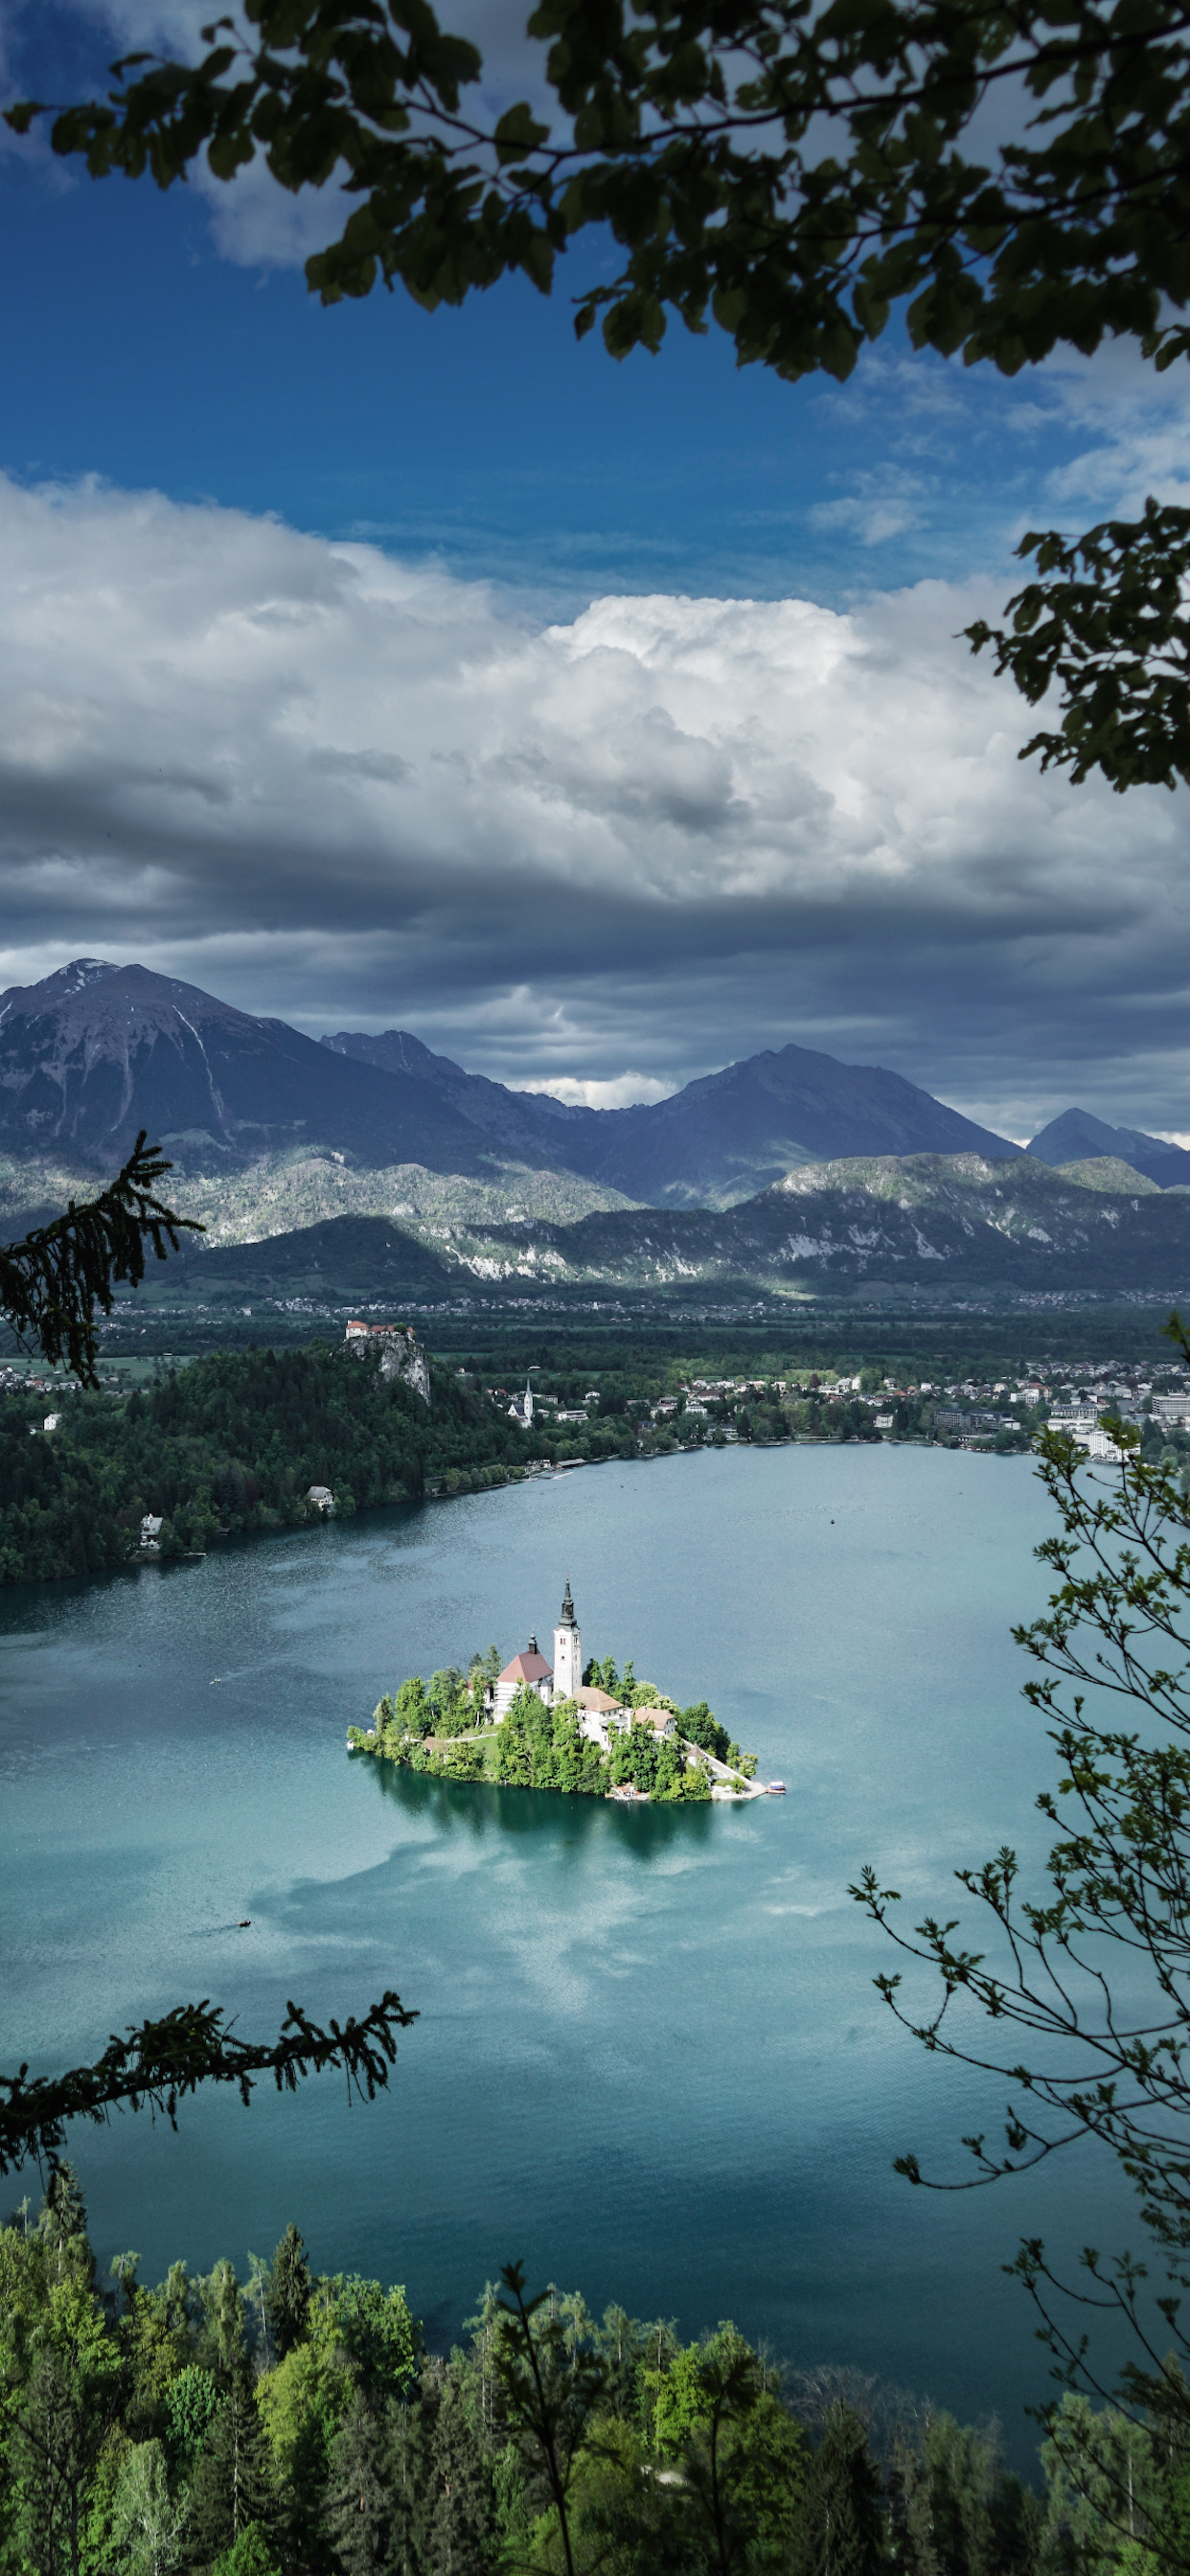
[441, 1154, 1190, 1297]
[0, 2165, 1159, 2576]
[103, 1158, 1190, 1329]
[0, 1345, 536, 1586]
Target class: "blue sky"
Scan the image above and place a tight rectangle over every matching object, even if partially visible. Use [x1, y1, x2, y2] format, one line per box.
[0, 4, 1161, 611]
[2, 0, 1190, 1137]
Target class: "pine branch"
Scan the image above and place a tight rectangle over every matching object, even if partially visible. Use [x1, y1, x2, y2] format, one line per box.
[0, 1132, 202, 1385]
[0, 1990, 418, 2176]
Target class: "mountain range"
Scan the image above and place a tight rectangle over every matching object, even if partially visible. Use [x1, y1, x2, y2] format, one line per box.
[323, 1027, 1017, 1205]
[0, 959, 492, 1181]
[1026, 1108, 1190, 1188]
[0, 958, 1017, 1218]
[3, 964, 1188, 1311]
[142, 1152, 1190, 1312]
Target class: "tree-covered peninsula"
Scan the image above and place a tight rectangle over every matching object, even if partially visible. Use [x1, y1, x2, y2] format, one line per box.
[348, 1654, 759, 1803]
[0, 1339, 534, 1586]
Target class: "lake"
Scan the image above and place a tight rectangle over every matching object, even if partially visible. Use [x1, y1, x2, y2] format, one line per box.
[0, 1442, 1136, 2462]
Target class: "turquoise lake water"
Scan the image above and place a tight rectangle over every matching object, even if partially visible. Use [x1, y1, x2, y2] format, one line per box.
[0, 1444, 1138, 2459]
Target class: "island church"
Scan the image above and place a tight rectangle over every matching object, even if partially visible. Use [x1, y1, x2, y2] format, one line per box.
[489, 1584, 676, 1754]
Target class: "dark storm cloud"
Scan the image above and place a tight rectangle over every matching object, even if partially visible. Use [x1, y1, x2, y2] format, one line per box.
[1, 471, 1188, 1138]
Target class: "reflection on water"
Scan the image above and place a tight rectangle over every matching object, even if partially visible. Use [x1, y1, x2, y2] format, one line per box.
[0, 1442, 1138, 2460]
[369, 1757, 718, 1853]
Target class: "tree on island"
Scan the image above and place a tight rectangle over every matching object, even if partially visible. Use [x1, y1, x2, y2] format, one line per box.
[11, 0, 1190, 792]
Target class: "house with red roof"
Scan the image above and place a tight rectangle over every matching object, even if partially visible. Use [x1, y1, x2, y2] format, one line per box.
[492, 1637, 555, 1718]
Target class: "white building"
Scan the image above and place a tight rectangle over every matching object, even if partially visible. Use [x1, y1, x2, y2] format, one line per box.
[492, 1583, 631, 1741]
[492, 1636, 554, 1717]
[1077, 1426, 1127, 1463]
[553, 1579, 583, 1698]
[492, 1582, 584, 1715]
[508, 1375, 535, 1428]
[571, 1687, 625, 1752]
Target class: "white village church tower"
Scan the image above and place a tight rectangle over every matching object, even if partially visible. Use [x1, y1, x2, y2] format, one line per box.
[553, 1579, 583, 1700]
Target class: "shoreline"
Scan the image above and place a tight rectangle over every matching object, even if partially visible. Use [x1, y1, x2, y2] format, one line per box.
[347, 1728, 777, 1805]
[0, 1434, 1038, 1601]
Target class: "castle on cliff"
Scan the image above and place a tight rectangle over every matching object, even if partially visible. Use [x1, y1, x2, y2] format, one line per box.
[344, 1320, 430, 1404]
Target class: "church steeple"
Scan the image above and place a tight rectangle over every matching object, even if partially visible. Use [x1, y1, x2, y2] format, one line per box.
[553, 1578, 582, 1699]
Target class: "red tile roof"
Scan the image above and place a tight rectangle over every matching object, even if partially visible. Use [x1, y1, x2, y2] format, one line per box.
[498, 1650, 553, 1686]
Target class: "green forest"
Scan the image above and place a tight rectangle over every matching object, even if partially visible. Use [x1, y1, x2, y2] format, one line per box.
[350, 1655, 758, 1802]
[12, 1322, 1182, 1594]
[0, 1346, 537, 1588]
[0, 2164, 1172, 2576]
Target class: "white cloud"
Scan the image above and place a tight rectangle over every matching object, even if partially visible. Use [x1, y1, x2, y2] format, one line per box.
[1, 468, 1189, 1124]
[510, 1073, 677, 1110]
[809, 494, 920, 546]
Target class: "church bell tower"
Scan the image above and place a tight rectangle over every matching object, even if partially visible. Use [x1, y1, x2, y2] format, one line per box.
[553, 1579, 582, 1701]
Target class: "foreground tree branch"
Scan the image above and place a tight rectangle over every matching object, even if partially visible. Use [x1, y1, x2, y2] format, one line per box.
[853, 1317, 1190, 2439]
[0, 1132, 202, 1386]
[0, 1990, 418, 2177]
[967, 501, 1190, 792]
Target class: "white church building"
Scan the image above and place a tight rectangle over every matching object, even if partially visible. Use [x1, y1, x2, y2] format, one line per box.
[489, 1583, 676, 1752]
[492, 1578, 583, 1717]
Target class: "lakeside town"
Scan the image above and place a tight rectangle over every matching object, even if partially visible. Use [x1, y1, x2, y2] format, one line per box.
[7, 1323, 1190, 1588]
[483, 1352, 1190, 1463]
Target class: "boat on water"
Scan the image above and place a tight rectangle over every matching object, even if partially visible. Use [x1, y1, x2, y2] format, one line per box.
[767, 1780, 787, 1794]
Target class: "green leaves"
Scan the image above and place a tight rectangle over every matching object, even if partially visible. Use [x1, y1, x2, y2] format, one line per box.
[492, 2261, 606, 2576]
[0, 1990, 417, 2176]
[15, 0, 1190, 382]
[966, 497, 1190, 790]
[492, 100, 550, 166]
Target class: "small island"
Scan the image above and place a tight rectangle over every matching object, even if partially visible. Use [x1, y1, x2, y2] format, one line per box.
[347, 1581, 775, 1802]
